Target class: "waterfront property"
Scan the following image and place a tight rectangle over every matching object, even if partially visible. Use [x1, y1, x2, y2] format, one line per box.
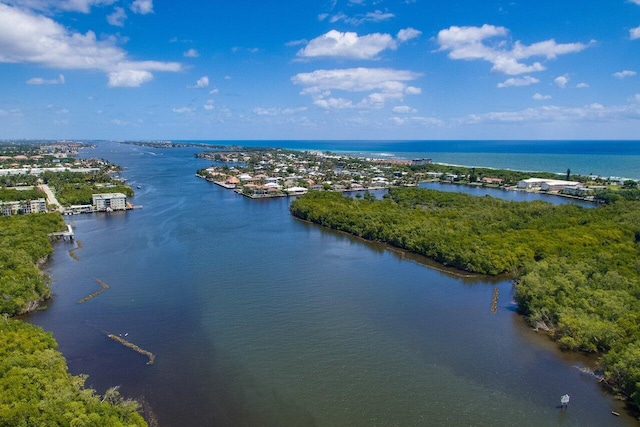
[517, 178, 584, 192]
[92, 193, 127, 212]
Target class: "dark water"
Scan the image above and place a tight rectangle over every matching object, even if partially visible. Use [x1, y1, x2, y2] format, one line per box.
[28, 142, 636, 426]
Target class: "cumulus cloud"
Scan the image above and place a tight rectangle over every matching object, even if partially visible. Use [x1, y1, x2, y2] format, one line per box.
[27, 74, 65, 85]
[576, 82, 589, 88]
[532, 93, 551, 100]
[183, 48, 199, 58]
[436, 24, 591, 75]
[108, 70, 153, 87]
[292, 67, 421, 110]
[497, 76, 539, 88]
[613, 70, 636, 78]
[297, 30, 395, 59]
[131, 0, 153, 14]
[0, 3, 181, 87]
[107, 6, 126, 26]
[554, 75, 569, 88]
[203, 99, 215, 110]
[189, 76, 209, 88]
[297, 28, 420, 60]
[397, 27, 422, 43]
[631, 26, 640, 40]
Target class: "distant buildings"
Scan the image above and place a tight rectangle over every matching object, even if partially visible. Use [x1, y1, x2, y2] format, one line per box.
[517, 178, 583, 192]
[92, 193, 127, 211]
[1, 198, 47, 216]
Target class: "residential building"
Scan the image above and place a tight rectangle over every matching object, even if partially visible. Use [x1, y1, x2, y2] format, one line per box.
[92, 193, 127, 211]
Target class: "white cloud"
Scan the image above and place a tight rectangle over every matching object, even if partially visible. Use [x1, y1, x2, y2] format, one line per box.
[630, 0, 640, 5]
[107, 6, 126, 26]
[172, 107, 194, 114]
[203, 100, 215, 110]
[635, 94, 640, 102]
[183, 48, 199, 58]
[108, 70, 153, 87]
[293, 67, 421, 93]
[532, 93, 551, 100]
[131, 0, 153, 14]
[298, 28, 420, 60]
[392, 105, 417, 114]
[253, 106, 308, 115]
[0, 3, 181, 87]
[461, 102, 640, 125]
[324, 9, 395, 25]
[497, 76, 539, 88]
[292, 67, 421, 110]
[576, 82, 589, 88]
[554, 75, 569, 88]
[630, 26, 640, 40]
[613, 70, 636, 79]
[390, 116, 443, 126]
[4, 0, 116, 14]
[313, 97, 354, 109]
[209, 88, 219, 94]
[297, 30, 396, 60]
[189, 76, 209, 88]
[27, 74, 65, 85]
[436, 24, 590, 75]
[396, 27, 422, 43]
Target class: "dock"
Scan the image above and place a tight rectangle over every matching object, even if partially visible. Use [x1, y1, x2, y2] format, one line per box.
[49, 223, 75, 241]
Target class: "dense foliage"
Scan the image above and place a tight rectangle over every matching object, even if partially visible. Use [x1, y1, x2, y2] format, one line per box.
[42, 171, 133, 205]
[0, 188, 44, 202]
[0, 214, 64, 316]
[290, 188, 640, 408]
[0, 320, 146, 426]
[0, 213, 148, 425]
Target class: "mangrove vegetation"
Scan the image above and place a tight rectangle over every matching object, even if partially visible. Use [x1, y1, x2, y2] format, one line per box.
[290, 188, 640, 410]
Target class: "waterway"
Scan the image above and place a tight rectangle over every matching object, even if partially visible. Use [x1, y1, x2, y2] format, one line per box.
[28, 141, 636, 426]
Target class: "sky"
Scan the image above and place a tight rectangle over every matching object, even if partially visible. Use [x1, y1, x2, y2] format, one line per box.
[1, 0, 639, 141]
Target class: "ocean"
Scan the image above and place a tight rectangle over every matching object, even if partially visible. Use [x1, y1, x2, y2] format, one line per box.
[178, 139, 640, 179]
[26, 140, 638, 426]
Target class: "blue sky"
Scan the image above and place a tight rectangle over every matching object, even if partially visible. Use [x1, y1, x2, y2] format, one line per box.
[1, 0, 639, 140]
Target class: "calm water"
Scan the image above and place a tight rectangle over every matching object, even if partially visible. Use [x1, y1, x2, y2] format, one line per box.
[28, 141, 636, 426]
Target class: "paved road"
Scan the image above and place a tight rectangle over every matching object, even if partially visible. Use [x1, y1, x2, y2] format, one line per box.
[38, 184, 64, 212]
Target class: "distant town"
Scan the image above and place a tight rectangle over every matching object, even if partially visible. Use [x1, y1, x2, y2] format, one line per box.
[195, 147, 635, 201]
[1, 141, 638, 218]
[0, 141, 132, 216]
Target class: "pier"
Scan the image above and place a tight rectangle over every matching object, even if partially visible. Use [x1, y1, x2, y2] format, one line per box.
[49, 224, 75, 241]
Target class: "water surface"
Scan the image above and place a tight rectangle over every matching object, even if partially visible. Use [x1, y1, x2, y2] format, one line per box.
[28, 141, 636, 426]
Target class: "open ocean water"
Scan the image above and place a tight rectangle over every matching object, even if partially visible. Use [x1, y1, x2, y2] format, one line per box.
[27, 140, 639, 426]
[182, 140, 640, 180]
